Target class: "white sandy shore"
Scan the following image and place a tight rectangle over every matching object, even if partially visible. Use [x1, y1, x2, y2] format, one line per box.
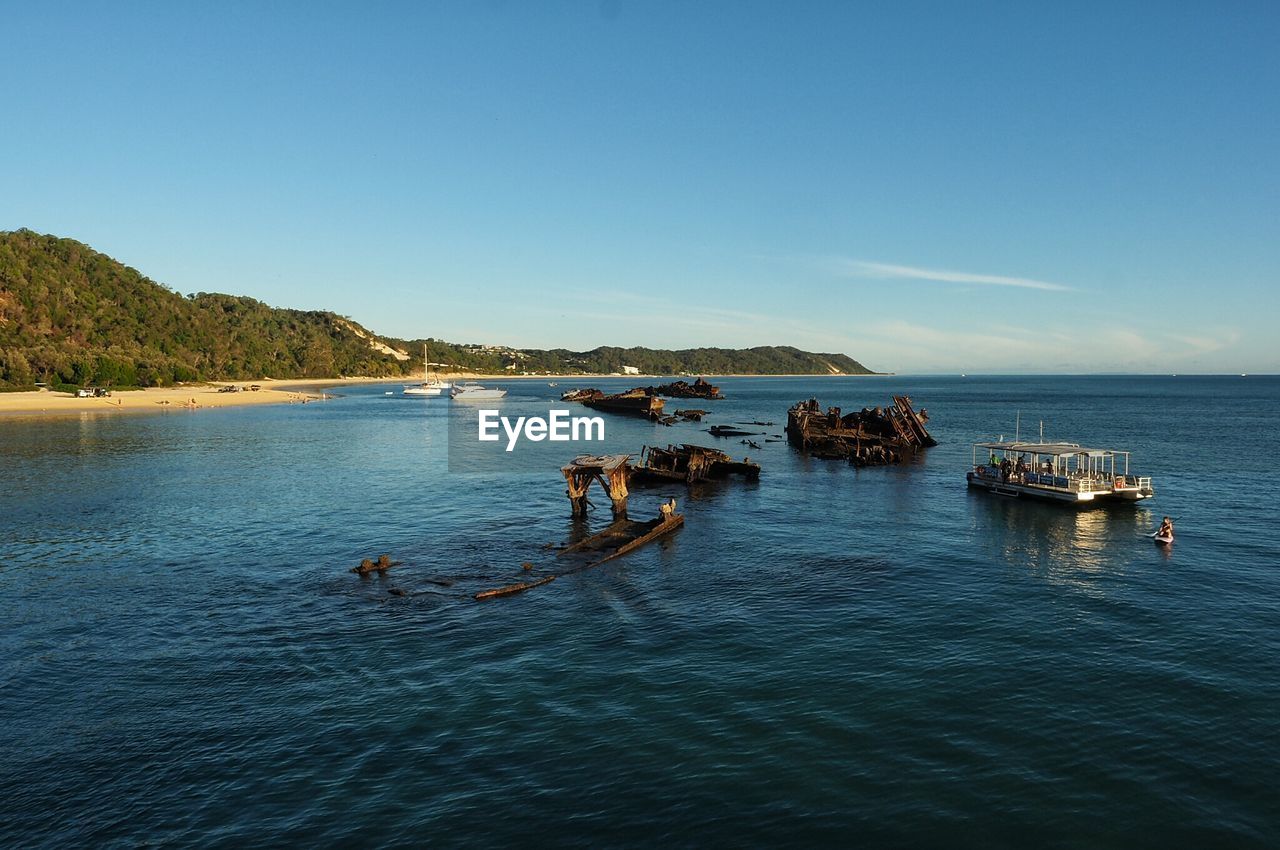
[0, 381, 327, 419]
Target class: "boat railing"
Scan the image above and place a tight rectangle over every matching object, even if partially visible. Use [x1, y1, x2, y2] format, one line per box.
[975, 466, 1122, 493]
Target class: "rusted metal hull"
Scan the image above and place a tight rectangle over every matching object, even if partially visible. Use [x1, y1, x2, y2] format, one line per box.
[787, 395, 936, 466]
[583, 391, 664, 419]
[562, 454, 632, 517]
[644, 378, 724, 400]
[632, 443, 761, 485]
[563, 388, 665, 420]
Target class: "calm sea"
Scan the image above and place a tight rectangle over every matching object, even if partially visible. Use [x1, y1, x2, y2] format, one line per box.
[2, 375, 1277, 847]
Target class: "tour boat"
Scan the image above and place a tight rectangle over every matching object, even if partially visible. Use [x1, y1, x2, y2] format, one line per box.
[450, 382, 507, 400]
[968, 440, 1154, 504]
[403, 345, 451, 397]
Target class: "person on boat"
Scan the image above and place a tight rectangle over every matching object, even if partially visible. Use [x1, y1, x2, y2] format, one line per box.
[1158, 516, 1174, 540]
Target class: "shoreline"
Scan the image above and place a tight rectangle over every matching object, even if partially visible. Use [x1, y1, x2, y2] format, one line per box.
[0, 372, 885, 421]
[279, 371, 890, 389]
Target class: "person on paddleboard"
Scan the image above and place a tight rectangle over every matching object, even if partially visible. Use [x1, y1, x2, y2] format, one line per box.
[1158, 516, 1174, 540]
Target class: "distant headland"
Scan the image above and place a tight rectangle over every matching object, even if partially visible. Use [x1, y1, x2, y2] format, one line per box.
[0, 229, 878, 391]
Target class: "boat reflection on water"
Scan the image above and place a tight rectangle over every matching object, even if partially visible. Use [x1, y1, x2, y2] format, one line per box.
[967, 494, 1161, 595]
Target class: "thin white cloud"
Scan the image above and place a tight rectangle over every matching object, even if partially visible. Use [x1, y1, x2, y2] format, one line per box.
[835, 259, 1073, 292]
[853, 319, 1243, 373]
[1170, 330, 1241, 354]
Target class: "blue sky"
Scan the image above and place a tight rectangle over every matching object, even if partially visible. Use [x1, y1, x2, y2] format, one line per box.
[2, 1, 1277, 373]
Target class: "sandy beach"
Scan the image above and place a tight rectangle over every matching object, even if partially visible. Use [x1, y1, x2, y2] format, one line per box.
[0, 381, 329, 418]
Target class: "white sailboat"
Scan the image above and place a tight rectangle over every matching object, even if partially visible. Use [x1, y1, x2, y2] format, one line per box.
[403, 345, 451, 397]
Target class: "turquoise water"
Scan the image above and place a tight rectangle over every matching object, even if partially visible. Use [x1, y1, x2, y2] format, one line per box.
[2, 376, 1277, 847]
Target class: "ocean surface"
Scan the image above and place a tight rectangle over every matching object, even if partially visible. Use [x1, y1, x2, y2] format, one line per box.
[2, 375, 1277, 847]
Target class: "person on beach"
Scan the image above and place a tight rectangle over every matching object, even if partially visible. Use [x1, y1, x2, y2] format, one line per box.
[1158, 516, 1174, 540]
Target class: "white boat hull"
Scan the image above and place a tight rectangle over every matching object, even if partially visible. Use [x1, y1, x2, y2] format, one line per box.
[967, 473, 1154, 504]
[450, 388, 507, 400]
[406, 344, 450, 395]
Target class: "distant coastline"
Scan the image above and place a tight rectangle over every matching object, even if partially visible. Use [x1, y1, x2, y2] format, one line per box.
[0, 372, 889, 420]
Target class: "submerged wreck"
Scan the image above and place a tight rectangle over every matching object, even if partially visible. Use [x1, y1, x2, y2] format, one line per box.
[707, 424, 759, 437]
[556, 499, 684, 563]
[644, 378, 724, 400]
[632, 444, 760, 485]
[786, 395, 936, 466]
[475, 497, 684, 601]
[559, 378, 723, 421]
[561, 387, 665, 420]
[351, 554, 401, 574]
[475, 453, 693, 600]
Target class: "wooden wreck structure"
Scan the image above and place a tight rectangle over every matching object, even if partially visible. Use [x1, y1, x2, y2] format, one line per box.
[632, 444, 760, 485]
[786, 395, 936, 466]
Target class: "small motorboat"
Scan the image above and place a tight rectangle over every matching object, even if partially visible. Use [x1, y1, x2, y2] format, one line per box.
[450, 382, 507, 400]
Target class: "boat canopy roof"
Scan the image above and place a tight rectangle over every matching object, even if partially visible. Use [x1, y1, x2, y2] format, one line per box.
[975, 441, 1126, 457]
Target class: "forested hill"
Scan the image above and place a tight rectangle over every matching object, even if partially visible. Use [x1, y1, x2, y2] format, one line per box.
[0, 230, 875, 389]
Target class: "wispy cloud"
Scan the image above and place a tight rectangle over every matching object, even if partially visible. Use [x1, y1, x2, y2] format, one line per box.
[833, 259, 1073, 292]
[855, 320, 1242, 373]
[1170, 330, 1241, 354]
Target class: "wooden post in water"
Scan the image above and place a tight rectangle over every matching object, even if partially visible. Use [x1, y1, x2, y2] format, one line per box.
[564, 468, 592, 517]
[604, 465, 629, 518]
[561, 454, 632, 519]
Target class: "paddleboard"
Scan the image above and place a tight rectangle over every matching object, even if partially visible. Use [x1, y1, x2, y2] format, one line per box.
[1153, 534, 1173, 546]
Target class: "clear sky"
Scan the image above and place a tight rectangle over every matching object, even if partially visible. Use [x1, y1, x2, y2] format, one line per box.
[2, 1, 1277, 373]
